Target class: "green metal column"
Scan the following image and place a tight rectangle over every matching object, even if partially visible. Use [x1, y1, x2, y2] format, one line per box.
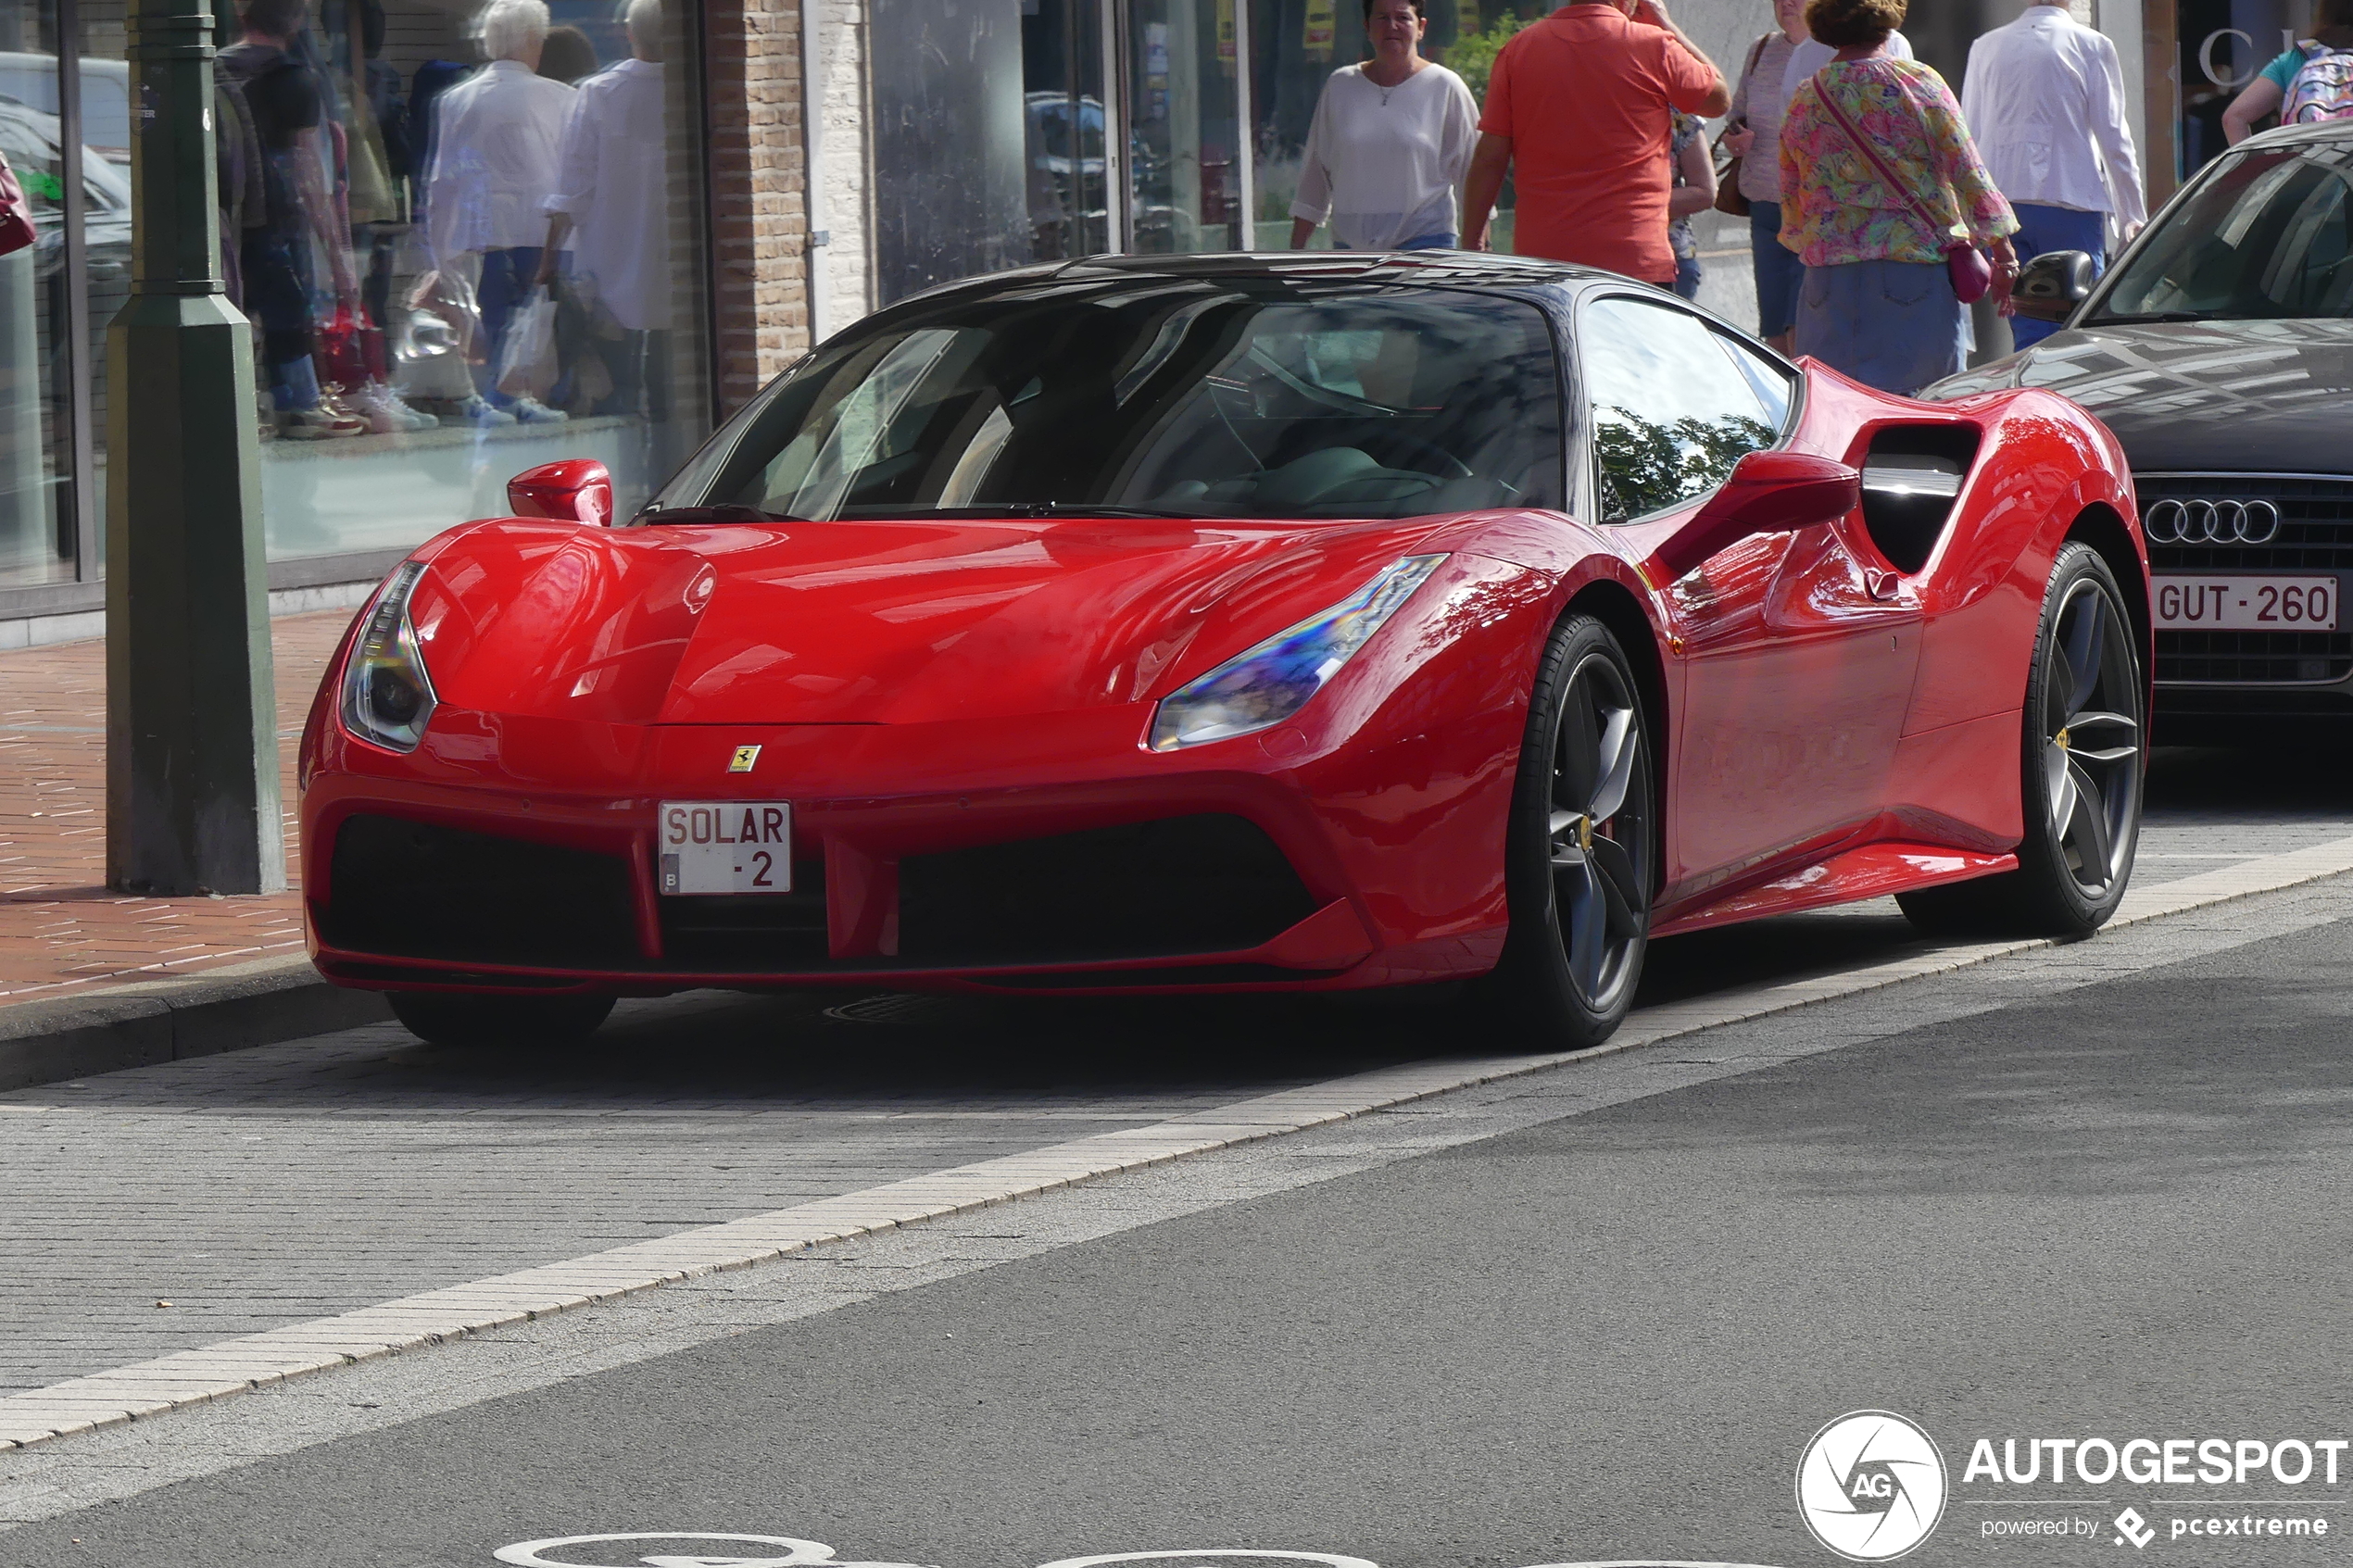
[105, 0, 284, 896]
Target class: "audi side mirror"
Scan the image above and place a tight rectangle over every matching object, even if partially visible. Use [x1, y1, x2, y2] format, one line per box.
[507, 459, 615, 526]
[1651, 450, 1861, 582]
[2011, 250, 2096, 323]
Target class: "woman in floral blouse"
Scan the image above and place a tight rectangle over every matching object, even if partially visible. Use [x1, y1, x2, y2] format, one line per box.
[1777, 0, 2018, 393]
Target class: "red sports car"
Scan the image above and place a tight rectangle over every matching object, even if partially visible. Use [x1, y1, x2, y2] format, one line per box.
[298, 254, 2149, 1050]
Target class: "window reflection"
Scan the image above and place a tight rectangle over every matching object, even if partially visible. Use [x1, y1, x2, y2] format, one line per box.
[0, 0, 93, 588]
[1580, 295, 1782, 521]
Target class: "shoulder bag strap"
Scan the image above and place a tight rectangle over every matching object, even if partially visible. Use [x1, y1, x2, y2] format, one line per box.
[1813, 67, 1960, 249]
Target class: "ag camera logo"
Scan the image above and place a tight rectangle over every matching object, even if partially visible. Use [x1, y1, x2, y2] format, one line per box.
[1796, 1411, 1949, 1562]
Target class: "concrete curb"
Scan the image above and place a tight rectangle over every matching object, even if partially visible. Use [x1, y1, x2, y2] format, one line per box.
[0, 957, 390, 1093]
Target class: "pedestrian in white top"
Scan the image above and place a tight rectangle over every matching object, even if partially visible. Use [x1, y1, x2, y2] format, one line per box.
[426, 0, 575, 423]
[537, 0, 676, 451]
[1289, 0, 1479, 252]
[536, 0, 671, 334]
[1961, 0, 2145, 346]
[1782, 24, 1909, 104]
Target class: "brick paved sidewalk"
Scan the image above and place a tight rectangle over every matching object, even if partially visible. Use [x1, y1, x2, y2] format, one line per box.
[0, 612, 355, 1009]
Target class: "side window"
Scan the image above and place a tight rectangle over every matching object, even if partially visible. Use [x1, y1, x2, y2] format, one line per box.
[1579, 296, 1780, 521]
[1713, 329, 1799, 433]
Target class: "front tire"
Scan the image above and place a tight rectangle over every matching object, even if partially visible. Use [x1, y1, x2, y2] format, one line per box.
[1898, 542, 2144, 936]
[387, 991, 616, 1049]
[1483, 613, 1656, 1047]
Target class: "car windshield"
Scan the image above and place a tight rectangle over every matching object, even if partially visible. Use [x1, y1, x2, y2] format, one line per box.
[2092, 140, 2353, 322]
[650, 279, 1565, 521]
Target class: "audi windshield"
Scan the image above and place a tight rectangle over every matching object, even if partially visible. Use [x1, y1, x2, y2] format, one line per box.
[648, 279, 1565, 521]
[2091, 137, 2353, 323]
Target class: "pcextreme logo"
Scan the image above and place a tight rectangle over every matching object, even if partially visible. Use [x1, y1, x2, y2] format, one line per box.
[1796, 1410, 1950, 1562]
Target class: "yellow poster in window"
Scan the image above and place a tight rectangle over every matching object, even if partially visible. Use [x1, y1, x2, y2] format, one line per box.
[1304, 0, 1335, 60]
[1217, 0, 1236, 70]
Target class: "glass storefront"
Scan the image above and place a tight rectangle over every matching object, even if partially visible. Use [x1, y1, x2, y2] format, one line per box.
[870, 0, 1516, 307]
[0, 0, 710, 597]
[2173, 0, 2314, 181]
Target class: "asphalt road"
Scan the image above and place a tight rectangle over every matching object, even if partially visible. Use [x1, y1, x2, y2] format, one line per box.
[6, 746, 2353, 1568]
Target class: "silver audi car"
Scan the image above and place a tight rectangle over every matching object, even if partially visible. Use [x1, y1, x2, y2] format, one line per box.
[1926, 118, 2353, 741]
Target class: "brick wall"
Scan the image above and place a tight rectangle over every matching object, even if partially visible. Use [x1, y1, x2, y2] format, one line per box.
[706, 0, 812, 413]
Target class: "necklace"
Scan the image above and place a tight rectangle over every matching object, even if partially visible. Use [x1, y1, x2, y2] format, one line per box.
[1367, 58, 1417, 104]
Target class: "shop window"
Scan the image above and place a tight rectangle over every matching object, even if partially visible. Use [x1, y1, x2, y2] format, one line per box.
[2, 0, 714, 596]
[0, 0, 84, 588]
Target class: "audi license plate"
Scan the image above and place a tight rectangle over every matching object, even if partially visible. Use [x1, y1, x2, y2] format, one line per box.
[2155, 575, 2337, 632]
[659, 800, 792, 894]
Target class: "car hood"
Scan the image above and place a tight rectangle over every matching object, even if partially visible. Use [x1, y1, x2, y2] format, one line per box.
[1924, 319, 2353, 475]
[407, 515, 1449, 726]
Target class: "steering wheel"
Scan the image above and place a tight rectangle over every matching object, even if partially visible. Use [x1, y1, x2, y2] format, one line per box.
[1366, 433, 1476, 480]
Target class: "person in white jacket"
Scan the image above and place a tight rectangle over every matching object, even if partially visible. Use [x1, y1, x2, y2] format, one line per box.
[424, 0, 575, 422]
[1962, 0, 2146, 346]
[1289, 0, 1479, 251]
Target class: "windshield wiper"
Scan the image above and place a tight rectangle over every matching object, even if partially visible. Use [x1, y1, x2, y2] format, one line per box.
[835, 503, 1200, 520]
[633, 504, 812, 524]
[2085, 310, 2208, 324]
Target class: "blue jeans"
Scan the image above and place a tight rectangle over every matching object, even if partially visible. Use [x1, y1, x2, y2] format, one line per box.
[1749, 200, 1804, 339]
[1397, 231, 1457, 251]
[1673, 255, 1702, 300]
[2008, 203, 2108, 348]
[474, 245, 545, 407]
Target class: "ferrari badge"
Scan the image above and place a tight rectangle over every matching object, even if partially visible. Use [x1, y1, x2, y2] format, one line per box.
[728, 745, 762, 773]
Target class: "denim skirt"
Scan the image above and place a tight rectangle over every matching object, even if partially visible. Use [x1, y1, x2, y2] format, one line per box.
[1793, 257, 1970, 395]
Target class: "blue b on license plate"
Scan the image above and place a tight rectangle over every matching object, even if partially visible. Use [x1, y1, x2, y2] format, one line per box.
[659, 800, 792, 895]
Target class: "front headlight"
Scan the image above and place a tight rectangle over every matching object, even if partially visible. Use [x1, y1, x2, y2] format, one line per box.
[1149, 555, 1446, 751]
[340, 561, 438, 752]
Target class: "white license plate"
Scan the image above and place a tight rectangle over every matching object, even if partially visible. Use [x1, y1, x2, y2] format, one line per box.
[2155, 575, 2338, 632]
[658, 800, 792, 895]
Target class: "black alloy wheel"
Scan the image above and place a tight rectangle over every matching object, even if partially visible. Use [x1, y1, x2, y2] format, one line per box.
[387, 991, 617, 1050]
[1485, 613, 1656, 1047]
[1898, 542, 2144, 936]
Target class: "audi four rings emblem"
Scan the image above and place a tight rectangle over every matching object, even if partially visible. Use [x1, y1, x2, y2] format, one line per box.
[2144, 497, 2282, 544]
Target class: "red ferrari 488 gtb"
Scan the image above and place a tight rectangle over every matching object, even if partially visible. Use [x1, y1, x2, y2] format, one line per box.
[298, 254, 2149, 1049]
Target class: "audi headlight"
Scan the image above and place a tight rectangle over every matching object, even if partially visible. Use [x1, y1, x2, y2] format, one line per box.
[341, 561, 438, 752]
[1149, 555, 1446, 751]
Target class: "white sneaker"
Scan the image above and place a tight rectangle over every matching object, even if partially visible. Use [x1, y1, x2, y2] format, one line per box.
[278, 403, 367, 440]
[509, 395, 569, 424]
[450, 395, 517, 427]
[353, 383, 438, 435]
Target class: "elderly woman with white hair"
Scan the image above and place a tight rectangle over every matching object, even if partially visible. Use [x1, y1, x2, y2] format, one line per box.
[423, 0, 577, 424]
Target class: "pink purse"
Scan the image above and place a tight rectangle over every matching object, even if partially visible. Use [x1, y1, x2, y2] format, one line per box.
[0, 150, 36, 258]
[1815, 74, 1994, 305]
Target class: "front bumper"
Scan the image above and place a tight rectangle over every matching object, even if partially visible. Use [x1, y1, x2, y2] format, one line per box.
[300, 628, 1539, 997]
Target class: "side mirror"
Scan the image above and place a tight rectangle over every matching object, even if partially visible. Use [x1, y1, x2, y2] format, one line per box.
[1650, 450, 1860, 582]
[507, 459, 614, 526]
[2011, 249, 2095, 323]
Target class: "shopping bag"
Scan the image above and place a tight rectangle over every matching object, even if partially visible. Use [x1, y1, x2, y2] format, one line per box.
[393, 266, 480, 402]
[497, 286, 560, 401]
[316, 302, 370, 393]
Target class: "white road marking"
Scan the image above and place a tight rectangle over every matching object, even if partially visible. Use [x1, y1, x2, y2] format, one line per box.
[4, 836, 2353, 1454]
[494, 1533, 921, 1568]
